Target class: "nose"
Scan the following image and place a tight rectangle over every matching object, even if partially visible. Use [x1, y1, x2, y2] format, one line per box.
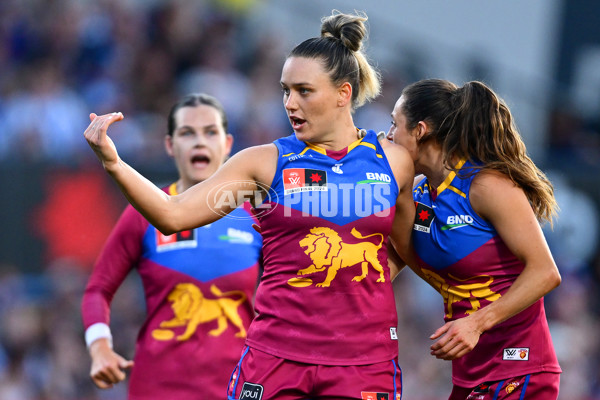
[193, 132, 207, 147]
[284, 92, 297, 111]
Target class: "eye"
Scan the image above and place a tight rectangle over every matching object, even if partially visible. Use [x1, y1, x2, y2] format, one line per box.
[299, 88, 310, 95]
[206, 129, 218, 136]
[179, 129, 194, 136]
[281, 87, 290, 95]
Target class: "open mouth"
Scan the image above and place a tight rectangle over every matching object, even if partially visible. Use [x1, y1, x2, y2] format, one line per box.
[191, 154, 210, 168]
[289, 116, 306, 130]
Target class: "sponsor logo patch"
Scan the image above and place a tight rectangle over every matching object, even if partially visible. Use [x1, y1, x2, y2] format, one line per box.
[240, 382, 264, 400]
[358, 172, 391, 184]
[390, 327, 398, 340]
[283, 168, 327, 195]
[473, 382, 490, 393]
[155, 229, 197, 252]
[218, 228, 254, 244]
[414, 202, 434, 233]
[441, 214, 474, 230]
[288, 154, 305, 162]
[503, 347, 529, 361]
[361, 392, 389, 400]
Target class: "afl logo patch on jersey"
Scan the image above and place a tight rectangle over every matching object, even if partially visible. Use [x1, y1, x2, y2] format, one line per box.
[283, 168, 327, 195]
[414, 202, 434, 233]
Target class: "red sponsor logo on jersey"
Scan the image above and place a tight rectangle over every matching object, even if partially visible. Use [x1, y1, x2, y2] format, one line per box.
[283, 168, 327, 194]
[155, 229, 197, 251]
[361, 392, 389, 400]
[283, 168, 306, 189]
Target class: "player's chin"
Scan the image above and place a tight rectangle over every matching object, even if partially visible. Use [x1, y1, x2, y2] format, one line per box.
[190, 169, 215, 184]
[293, 129, 314, 142]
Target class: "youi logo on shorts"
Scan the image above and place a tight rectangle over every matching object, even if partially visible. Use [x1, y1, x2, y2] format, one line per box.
[239, 382, 264, 400]
[441, 214, 473, 231]
[359, 172, 391, 184]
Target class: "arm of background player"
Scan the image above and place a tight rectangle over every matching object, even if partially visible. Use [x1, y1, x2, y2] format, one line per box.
[81, 205, 145, 387]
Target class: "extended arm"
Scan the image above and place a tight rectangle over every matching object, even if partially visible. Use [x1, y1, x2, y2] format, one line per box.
[83, 113, 277, 234]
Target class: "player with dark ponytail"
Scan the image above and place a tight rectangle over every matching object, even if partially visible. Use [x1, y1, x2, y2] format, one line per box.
[389, 78, 561, 399]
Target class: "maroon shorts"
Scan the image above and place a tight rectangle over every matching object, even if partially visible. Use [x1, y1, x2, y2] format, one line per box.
[227, 346, 402, 400]
[448, 372, 560, 400]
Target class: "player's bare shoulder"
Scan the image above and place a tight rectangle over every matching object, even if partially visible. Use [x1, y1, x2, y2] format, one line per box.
[470, 169, 522, 220]
[471, 169, 517, 199]
[225, 143, 279, 189]
[380, 140, 414, 185]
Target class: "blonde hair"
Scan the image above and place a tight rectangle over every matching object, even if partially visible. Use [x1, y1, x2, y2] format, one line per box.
[290, 10, 381, 110]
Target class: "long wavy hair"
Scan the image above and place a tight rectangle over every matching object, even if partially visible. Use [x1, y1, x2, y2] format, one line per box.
[400, 79, 557, 224]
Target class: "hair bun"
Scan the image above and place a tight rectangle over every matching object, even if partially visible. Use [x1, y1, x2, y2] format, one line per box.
[320, 11, 367, 52]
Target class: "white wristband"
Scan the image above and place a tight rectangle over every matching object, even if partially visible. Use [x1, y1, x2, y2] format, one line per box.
[85, 323, 113, 349]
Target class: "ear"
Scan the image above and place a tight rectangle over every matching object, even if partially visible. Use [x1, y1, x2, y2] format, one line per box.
[337, 82, 353, 107]
[164, 135, 174, 157]
[415, 121, 429, 140]
[224, 133, 234, 158]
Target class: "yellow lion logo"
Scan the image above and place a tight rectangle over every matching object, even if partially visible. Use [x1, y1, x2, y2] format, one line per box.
[421, 269, 501, 318]
[297, 227, 385, 287]
[151, 283, 247, 341]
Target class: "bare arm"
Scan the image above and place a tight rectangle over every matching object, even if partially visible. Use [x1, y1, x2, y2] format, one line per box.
[84, 113, 277, 234]
[430, 170, 561, 360]
[381, 141, 416, 270]
[387, 244, 407, 281]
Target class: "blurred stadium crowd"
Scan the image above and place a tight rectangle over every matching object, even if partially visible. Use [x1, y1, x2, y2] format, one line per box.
[0, 0, 599, 399]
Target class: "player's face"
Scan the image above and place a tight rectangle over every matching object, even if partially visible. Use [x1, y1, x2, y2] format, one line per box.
[165, 105, 233, 188]
[387, 96, 420, 162]
[280, 56, 343, 143]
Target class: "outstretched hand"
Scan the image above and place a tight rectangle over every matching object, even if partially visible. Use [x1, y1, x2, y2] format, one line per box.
[89, 338, 134, 389]
[429, 316, 482, 360]
[83, 112, 124, 169]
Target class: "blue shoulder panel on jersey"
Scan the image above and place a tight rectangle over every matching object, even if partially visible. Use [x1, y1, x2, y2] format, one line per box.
[141, 207, 262, 281]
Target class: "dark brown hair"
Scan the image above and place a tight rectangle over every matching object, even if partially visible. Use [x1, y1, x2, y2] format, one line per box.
[167, 93, 228, 136]
[400, 79, 557, 224]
